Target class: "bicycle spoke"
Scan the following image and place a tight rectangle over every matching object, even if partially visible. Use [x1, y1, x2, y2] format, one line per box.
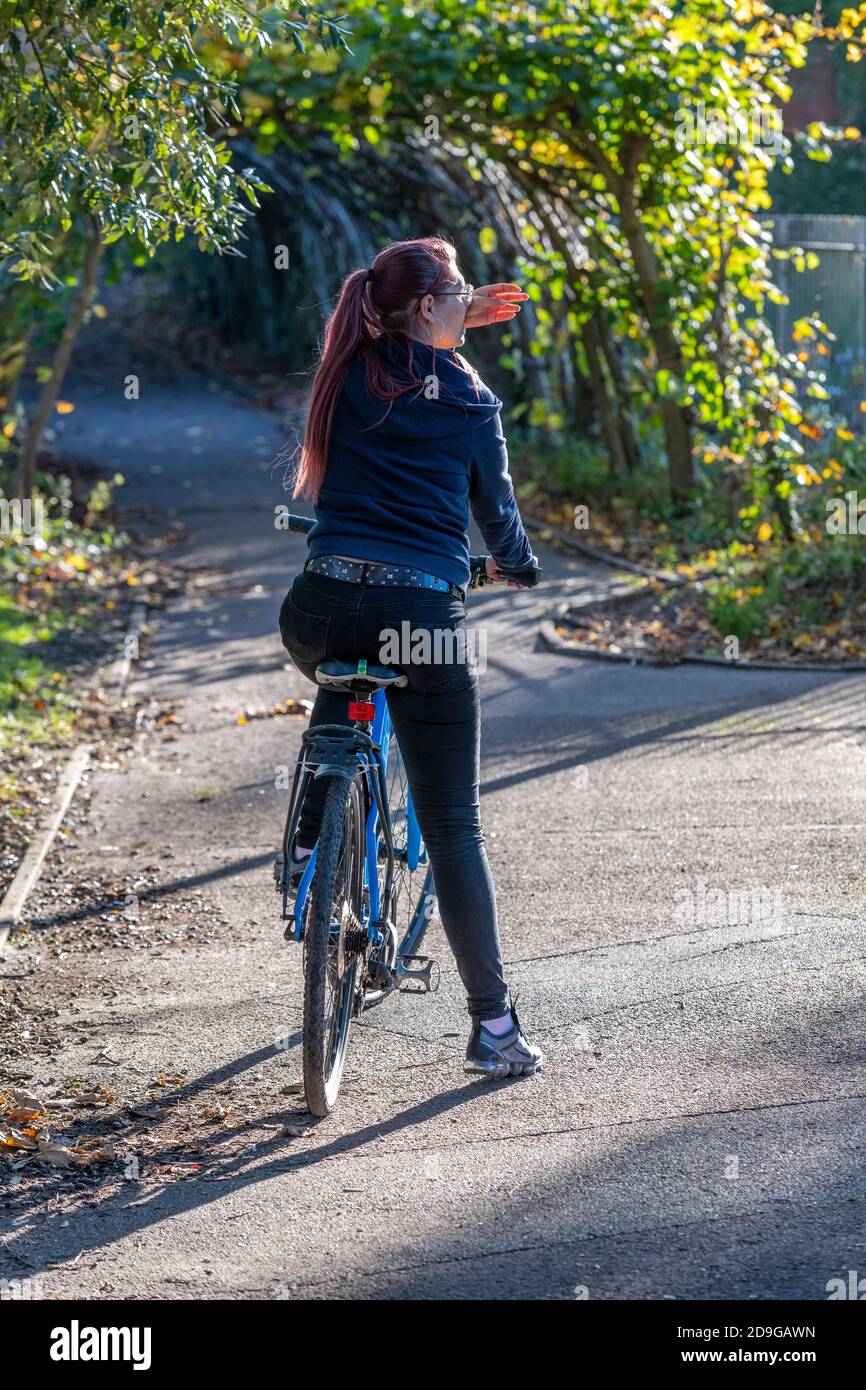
[381, 740, 434, 954]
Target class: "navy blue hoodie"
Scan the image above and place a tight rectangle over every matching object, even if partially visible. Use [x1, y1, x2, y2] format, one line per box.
[306, 335, 535, 590]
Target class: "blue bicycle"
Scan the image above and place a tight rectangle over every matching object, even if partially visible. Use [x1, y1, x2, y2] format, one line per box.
[274, 515, 540, 1115]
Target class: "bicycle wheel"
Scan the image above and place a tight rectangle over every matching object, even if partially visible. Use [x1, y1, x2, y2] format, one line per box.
[382, 737, 435, 954]
[302, 774, 365, 1116]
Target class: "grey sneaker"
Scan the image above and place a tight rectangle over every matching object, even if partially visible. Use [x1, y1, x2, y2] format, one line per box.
[288, 842, 314, 883]
[464, 993, 544, 1079]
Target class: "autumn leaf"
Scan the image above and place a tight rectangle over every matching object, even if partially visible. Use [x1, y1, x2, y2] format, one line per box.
[1, 1127, 39, 1150]
[34, 1140, 75, 1168]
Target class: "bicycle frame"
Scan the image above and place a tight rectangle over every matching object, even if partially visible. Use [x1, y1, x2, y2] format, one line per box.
[277, 686, 427, 947]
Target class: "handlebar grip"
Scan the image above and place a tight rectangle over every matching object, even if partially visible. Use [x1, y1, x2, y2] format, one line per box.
[499, 565, 542, 588]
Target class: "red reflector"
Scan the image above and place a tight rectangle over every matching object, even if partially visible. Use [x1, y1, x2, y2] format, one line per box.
[349, 701, 376, 721]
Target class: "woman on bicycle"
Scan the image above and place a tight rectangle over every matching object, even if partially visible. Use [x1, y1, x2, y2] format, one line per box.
[279, 235, 543, 1079]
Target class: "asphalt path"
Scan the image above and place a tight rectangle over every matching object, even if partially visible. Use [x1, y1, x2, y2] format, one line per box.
[4, 370, 865, 1300]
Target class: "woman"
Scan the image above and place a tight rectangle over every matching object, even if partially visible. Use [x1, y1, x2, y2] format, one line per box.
[279, 235, 543, 1080]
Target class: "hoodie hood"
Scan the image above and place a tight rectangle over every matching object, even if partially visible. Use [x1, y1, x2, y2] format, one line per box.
[340, 335, 502, 442]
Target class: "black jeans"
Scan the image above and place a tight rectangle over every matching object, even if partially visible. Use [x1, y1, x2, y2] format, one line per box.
[278, 567, 509, 1021]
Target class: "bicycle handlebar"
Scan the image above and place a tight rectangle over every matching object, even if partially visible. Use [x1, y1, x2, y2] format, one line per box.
[282, 514, 542, 590]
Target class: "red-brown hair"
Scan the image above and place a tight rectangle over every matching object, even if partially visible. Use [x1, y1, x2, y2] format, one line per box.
[293, 236, 478, 503]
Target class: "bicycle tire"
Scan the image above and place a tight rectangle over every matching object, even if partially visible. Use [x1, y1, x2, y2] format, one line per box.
[302, 774, 364, 1116]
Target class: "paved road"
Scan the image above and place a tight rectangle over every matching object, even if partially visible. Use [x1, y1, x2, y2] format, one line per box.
[5, 369, 866, 1300]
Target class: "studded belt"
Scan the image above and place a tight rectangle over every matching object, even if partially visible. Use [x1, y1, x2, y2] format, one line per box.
[305, 554, 465, 601]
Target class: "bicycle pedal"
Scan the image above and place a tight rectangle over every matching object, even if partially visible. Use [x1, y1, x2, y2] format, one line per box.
[394, 954, 440, 994]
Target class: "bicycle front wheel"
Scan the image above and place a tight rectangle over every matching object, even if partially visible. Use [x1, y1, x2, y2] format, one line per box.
[303, 774, 365, 1116]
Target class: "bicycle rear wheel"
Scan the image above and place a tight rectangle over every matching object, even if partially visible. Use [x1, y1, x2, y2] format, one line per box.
[303, 774, 365, 1116]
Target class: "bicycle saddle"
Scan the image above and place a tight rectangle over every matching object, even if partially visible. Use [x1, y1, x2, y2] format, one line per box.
[315, 658, 409, 693]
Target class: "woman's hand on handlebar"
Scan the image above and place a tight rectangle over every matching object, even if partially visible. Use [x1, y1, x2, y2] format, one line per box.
[484, 556, 531, 588]
[484, 556, 502, 583]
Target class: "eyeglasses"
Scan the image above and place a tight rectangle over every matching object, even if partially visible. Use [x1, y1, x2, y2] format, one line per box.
[436, 283, 474, 306]
[415, 282, 474, 308]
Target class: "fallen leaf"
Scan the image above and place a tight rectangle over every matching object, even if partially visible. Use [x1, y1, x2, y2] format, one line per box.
[0, 1127, 38, 1151]
[34, 1139, 75, 1167]
[3, 1088, 46, 1111]
[4, 1107, 44, 1125]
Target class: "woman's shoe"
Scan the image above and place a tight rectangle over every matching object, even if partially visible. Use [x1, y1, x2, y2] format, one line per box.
[464, 993, 544, 1079]
[288, 842, 314, 883]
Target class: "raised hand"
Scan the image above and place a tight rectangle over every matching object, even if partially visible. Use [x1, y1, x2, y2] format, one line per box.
[463, 283, 528, 330]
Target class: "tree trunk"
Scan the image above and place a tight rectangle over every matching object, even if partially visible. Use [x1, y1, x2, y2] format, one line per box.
[570, 359, 597, 433]
[562, 331, 595, 432]
[618, 188, 694, 497]
[659, 398, 695, 501]
[15, 228, 104, 500]
[583, 317, 629, 479]
[595, 315, 642, 472]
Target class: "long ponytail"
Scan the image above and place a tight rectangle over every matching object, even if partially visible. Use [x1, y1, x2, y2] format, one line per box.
[293, 267, 370, 502]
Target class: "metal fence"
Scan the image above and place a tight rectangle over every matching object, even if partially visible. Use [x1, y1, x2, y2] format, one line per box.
[767, 213, 866, 421]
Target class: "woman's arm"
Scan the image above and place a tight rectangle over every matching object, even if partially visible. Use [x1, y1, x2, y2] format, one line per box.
[469, 412, 536, 574]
